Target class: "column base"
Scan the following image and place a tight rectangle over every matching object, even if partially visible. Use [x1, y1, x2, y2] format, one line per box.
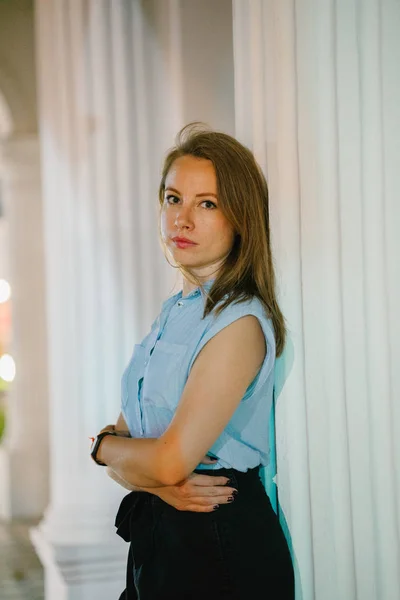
[31, 523, 127, 600]
[0, 445, 49, 520]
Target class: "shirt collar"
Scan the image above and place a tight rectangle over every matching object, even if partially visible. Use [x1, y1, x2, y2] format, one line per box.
[181, 277, 216, 299]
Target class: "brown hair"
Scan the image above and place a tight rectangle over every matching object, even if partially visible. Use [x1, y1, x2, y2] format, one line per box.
[158, 123, 286, 357]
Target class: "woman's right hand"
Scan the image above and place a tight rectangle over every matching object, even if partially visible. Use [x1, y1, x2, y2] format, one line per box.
[151, 471, 237, 512]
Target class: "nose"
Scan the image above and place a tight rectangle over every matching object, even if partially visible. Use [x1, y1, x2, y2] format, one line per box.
[174, 203, 194, 230]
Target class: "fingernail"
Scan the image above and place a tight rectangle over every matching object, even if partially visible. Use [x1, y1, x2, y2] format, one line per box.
[213, 504, 219, 510]
[227, 496, 234, 502]
[232, 489, 238, 497]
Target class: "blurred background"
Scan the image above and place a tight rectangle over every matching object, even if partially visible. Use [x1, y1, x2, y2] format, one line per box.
[0, 1, 399, 599]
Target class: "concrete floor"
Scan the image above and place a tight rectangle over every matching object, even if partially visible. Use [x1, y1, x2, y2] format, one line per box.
[0, 519, 44, 600]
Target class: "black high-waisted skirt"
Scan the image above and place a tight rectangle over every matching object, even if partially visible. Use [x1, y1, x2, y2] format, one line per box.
[116, 466, 294, 599]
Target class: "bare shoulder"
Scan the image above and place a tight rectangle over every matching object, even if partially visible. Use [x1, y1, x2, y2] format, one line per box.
[221, 314, 265, 350]
[195, 314, 266, 371]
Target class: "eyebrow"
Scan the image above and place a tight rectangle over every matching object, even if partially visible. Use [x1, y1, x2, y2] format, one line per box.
[164, 186, 218, 199]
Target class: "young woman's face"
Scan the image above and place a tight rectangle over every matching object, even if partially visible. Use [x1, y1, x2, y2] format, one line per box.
[161, 155, 236, 277]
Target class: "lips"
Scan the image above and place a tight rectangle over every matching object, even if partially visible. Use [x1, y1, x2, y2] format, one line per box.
[171, 236, 198, 249]
[172, 237, 197, 244]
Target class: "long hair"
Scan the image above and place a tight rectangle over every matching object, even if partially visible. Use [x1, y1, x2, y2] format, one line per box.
[158, 123, 286, 357]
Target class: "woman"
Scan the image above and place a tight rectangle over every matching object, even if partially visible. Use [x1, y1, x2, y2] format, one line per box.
[90, 124, 295, 599]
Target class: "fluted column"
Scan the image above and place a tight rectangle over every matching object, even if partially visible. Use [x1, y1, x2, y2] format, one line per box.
[0, 135, 49, 520]
[233, 1, 400, 600]
[32, 1, 183, 598]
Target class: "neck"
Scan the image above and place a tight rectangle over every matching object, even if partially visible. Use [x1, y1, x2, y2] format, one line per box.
[182, 276, 215, 298]
[181, 262, 224, 297]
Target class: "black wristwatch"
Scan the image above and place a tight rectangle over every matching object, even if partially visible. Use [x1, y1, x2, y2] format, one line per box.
[90, 430, 117, 466]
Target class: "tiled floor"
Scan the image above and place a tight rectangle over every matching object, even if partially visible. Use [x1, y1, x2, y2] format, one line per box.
[0, 519, 44, 600]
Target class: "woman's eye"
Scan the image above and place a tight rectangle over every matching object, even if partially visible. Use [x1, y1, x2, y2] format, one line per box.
[165, 195, 180, 205]
[164, 195, 216, 209]
[201, 200, 217, 210]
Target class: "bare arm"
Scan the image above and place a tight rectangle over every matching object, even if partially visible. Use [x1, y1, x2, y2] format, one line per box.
[106, 413, 237, 511]
[98, 315, 266, 487]
[106, 466, 139, 491]
[105, 413, 143, 491]
[106, 413, 222, 487]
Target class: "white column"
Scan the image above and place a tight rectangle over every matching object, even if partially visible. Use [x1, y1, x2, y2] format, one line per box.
[0, 135, 49, 520]
[177, 0, 235, 134]
[31, 1, 184, 598]
[233, 1, 400, 600]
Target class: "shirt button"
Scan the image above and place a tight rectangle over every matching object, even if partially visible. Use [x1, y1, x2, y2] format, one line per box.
[177, 301, 183, 307]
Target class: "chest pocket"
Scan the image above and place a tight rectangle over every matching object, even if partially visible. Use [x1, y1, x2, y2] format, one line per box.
[142, 340, 188, 409]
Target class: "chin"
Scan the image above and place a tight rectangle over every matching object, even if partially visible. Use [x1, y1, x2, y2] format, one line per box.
[170, 253, 203, 267]
[176, 260, 202, 269]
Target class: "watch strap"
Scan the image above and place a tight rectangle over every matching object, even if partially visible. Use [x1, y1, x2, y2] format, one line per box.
[91, 430, 117, 466]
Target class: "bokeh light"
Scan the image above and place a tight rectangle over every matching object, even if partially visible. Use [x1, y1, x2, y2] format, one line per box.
[0, 353, 15, 382]
[0, 279, 11, 304]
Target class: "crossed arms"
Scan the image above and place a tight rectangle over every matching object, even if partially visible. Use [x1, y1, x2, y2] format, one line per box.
[97, 315, 266, 488]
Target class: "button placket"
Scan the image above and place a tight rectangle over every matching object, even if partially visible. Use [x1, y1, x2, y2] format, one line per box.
[144, 288, 199, 368]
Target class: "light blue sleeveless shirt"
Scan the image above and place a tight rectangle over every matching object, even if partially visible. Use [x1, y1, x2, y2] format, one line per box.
[121, 280, 276, 472]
